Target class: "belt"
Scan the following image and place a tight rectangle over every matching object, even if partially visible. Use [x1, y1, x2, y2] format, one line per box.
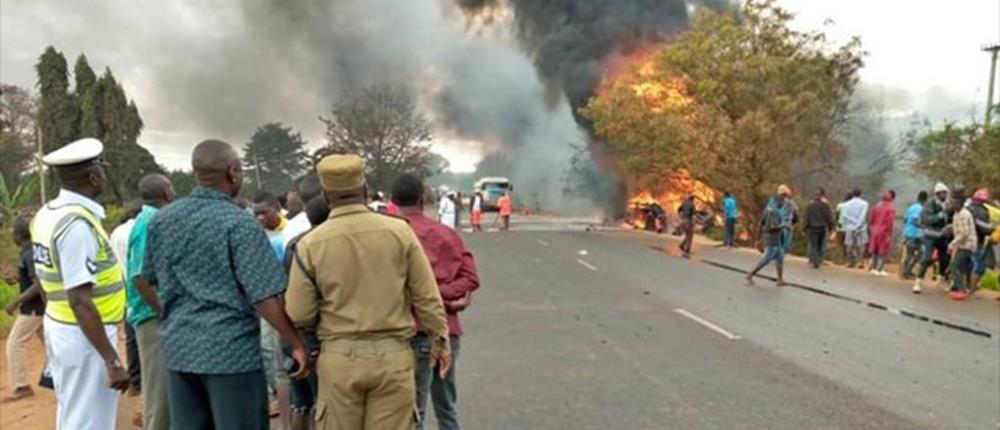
[321, 337, 410, 357]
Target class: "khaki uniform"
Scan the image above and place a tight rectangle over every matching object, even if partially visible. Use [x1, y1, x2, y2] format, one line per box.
[286, 204, 450, 430]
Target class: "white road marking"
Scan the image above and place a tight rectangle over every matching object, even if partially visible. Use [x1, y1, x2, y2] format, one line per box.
[576, 259, 598, 271]
[537, 240, 550, 246]
[673, 308, 741, 340]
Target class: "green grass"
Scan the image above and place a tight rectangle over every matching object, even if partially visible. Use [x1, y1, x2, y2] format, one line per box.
[980, 269, 999, 291]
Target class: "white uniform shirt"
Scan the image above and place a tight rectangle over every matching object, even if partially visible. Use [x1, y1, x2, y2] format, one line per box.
[49, 190, 106, 290]
[109, 218, 135, 270]
[837, 197, 869, 232]
[472, 195, 482, 213]
[438, 196, 456, 229]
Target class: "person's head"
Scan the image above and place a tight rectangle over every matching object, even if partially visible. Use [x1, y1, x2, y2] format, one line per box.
[972, 188, 990, 203]
[951, 189, 966, 207]
[297, 174, 323, 204]
[934, 182, 949, 201]
[887, 189, 896, 200]
[192, 139, 243, 198]
[11, 217, 31, 248]
[917, 190, 928, 204]
[137, 173, 175, 207]
[881, 191, 894, 202]
[814, 187, 826, 200]
[723, 191, 731, 198]
[317, 154, 368, 209]
[391, 173, 425, 208]
[371, 191, 384, 202]
[305, 196, 331, 227]
[285, 191, 304, 219]
[252, 191, 282, 230]
[777, 184, 792, 198]
[851, 187, 863, 198]
[46, 138, 108, 199]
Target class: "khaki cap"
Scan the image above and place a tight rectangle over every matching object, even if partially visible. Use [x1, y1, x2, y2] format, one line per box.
[317, 154, 366, 191]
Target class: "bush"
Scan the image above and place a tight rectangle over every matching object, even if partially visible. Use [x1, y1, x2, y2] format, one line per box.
[0, 278, 18, 336]
[980, 269, 999, 292]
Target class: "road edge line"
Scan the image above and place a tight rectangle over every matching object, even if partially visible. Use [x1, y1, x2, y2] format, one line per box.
[576, 259, 598, 271]
[674, 308, 741, 340]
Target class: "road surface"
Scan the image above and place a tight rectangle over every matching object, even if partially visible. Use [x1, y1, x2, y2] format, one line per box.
[447, 218, 1000, 430]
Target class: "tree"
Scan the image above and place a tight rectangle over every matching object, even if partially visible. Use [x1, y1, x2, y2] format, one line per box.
[0, 84, 38, 190]
[243, 122, 308, 193]
[35, 46, 79, 154]
[167, 170, 197, 197]
[907, 123, 1000, 193]
[318, 85, 434, 192]
[583, 0, 864, 237]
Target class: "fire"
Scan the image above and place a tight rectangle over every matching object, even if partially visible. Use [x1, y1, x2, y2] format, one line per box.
[625, 170, 719, 231]
[596, 44, 695, 115]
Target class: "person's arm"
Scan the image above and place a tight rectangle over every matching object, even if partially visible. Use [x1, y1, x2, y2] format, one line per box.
[285, 243, 319, 328]
[405, 232, 451, 377]
[437, 237, 480, 301]
[134, 277, 163, 317]
[4, 284, 41, 315]
[254, 296, 308, 378]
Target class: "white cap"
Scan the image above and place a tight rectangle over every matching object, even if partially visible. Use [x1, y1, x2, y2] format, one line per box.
[42, 138, 104, 167]
[933, 182, 949, 193]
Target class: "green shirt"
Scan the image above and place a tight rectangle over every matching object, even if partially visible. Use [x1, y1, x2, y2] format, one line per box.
[126, 205, 159, 326]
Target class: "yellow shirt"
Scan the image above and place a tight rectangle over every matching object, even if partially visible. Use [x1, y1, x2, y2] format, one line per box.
[285, 204, 449, 351]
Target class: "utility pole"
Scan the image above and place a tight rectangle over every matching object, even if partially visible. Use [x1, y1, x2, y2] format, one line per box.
[985, 43, 1000, 126]
[253, 155, 263, 191]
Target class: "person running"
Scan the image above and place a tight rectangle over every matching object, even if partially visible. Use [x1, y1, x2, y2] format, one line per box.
[804, 188, 835, 268]
[837, 188, 869, 268]
[30, 138, 129, 430]
[948, 191, 977, 300]
[868, 190, 896, 276]
[392, 173, 480, 430]
[903, 191, 928, 289]
[497, 191, 513, 231]
[917, 183, 952, 285]
[678, 196, 696, 258]
[721, 192, 738, 248]
[137, 140, 309, 430]
[285, 154, 450, 430]
[126, 174, 176, 430]
[746, 192, 792, 286]
[470, 192, 484, 232]
[3, 218, 45, 403]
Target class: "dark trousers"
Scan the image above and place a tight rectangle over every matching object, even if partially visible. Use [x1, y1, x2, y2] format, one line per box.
[413, 335, 461, 430]
[807, 228, 828, 267]
[283, 331, 320, 413]
[901, 237, 923, 278]
[125, 321, 142, 389]
[680, 220, 694, 255]
[168, 369, 268, 430]
[723, 218, 736, 247]
[950, 249, 975, 292]
[918, 236, 950, 279]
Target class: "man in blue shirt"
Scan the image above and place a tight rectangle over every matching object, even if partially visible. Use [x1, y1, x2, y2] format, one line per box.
[903, 191, 928, 289]
[721, 192, 738, 248]
[138, 140, 309, 430]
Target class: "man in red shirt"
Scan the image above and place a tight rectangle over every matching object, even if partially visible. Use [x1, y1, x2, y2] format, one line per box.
[497, 191, 513, 231]
[391, 174, 480, 430]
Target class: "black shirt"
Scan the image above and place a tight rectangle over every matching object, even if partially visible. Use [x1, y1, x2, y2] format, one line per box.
[18, 247, 45, 316]
[805, 199, 834, 230]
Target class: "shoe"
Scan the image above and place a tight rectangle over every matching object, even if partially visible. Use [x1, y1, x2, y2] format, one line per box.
[869, 269, 879, 275]
[1, 386, 34, 403]
[948, 291, 969, 301]
[912, 283, 922, 294]
[878, 270, 888, 276]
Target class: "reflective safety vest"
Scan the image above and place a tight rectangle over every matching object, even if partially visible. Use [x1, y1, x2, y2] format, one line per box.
[30, 203, 126, 324]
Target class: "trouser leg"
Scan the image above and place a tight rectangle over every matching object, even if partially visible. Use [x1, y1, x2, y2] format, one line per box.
[167, 370, 213, 430]
[137, 320, 170, 430]
[430, 337, 461, 430]
[45, 319, 119, 430]
[6, 314, 43, 388]
[205, 370, 269, 430]
[362, 349, 415, 430]
[412, 337, 433, 430]
[125, 320, 142, 389]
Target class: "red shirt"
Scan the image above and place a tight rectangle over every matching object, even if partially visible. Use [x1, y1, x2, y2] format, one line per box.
[400, 207, 480, 336]
[498, 195, 512, 216]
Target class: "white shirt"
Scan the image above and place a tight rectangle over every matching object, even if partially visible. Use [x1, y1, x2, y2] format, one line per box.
[109, 218, 135, 270]
[281, 212, 311, 250]
[472, 195, 482, 212]
[438, 196, 456, 229]
[837, 197, 869, 232]
[48, 189, 106, 290]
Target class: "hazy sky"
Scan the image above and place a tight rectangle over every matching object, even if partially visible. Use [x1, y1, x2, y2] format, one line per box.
[1, 0, 997, 172]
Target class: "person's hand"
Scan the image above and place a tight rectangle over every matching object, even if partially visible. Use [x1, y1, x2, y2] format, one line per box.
[4, 302, 17, 316]
[106, 359, 130, 392]
[432, 347, 451, 380]
[447, 293, 472, 313]
[288, 343, 311, 380]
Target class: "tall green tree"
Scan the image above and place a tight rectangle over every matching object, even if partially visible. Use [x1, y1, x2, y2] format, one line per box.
[0, 84, 38, 191]
[583, 0, 863, 236]
[243, 122, 308, 193]
[908, 123, 1000, 193]
[35, 46, 79, 153]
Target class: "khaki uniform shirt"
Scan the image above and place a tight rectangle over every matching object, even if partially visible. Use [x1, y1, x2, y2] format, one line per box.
[285, 204, 450, 351]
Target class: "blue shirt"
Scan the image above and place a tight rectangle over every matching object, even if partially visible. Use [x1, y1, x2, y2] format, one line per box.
[125, 205, 159, 327]
[140, 187, 286, 374]
[903, 202, 924, 239]
[723, 196, 738, 219]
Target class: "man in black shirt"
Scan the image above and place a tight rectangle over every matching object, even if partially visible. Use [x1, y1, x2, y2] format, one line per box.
[3, 218, 45, 402]
[804, 188, 835, 268]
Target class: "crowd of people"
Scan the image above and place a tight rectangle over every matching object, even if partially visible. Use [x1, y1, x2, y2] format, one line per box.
[712, 183, 999, 296]
[3, 137, 486, 430]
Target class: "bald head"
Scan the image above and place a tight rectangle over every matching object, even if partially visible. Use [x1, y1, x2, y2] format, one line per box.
[138, 173, 175, 206]
[191, 139, 243, 197]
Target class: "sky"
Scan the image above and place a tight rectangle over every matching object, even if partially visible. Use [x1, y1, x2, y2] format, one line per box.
[1, 0, 998, 172]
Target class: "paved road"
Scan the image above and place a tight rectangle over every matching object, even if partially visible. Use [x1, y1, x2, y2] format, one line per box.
[449, 225, 1000, 429]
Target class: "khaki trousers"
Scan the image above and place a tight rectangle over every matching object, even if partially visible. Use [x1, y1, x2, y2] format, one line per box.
[136, 319, 170, 430]
[5, 313, 43, 388]
[316, 338, 415, 430]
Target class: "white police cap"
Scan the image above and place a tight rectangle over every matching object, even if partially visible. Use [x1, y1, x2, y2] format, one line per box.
[42, 138, 104, 167]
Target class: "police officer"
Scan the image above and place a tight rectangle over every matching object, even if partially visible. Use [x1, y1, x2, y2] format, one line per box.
[31, 138, 129, 430]
[285, 154, 450, 430]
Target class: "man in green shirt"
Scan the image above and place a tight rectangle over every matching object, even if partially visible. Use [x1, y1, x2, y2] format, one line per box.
[126, 173, 175, 430]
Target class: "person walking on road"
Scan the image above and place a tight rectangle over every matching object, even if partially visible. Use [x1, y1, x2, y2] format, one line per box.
[393, 173, 481, 430]
[767, 185, 798, 253]
[746, 193, 792, 286]
[285, 154, 451, 430]
[917, 183, 952, 285]
[947, 191, 977, 300]
[497, 191, 513, 231]
[903, 191, 928, 290]
[125, 174, 176, 430]
[678, 196, 696, 258]
[136, 140, 309, 430]
[3, 218, 46, 403]
[470, 192, 484, 232]
[837, 188, 869, 268]
[30, 138, 130, 430]
[721, 192, 738, 248]
[868, 190, 896, 276]
[804, 188, 835, 268]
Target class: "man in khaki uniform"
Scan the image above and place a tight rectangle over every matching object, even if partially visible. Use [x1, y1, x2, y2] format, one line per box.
[285, 154, 451, 430]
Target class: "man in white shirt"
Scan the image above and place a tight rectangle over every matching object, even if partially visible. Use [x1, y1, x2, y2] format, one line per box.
[438, 191, 457, 230]
[836, 188, 870, 268]
[282, 175, 324, 251]
[108, 204, 144, 399]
